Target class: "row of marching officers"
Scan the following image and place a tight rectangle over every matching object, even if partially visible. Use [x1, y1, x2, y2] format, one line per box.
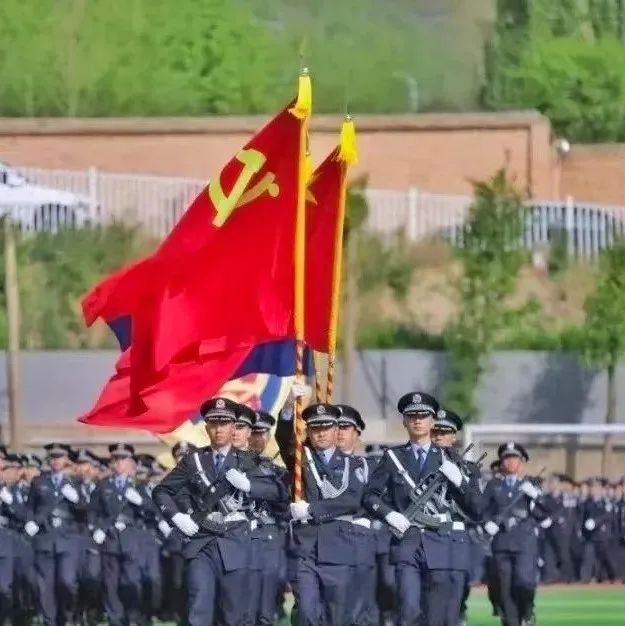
[152, 386, 555, 626]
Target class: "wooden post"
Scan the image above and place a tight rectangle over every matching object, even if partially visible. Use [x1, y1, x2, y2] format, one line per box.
[4, 219, 21, 451]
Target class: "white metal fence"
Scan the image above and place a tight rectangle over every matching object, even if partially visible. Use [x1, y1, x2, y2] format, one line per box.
[3, 165, 625, 261]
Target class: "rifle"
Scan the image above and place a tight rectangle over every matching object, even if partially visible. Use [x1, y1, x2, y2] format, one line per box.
[390, 443, 475, 539]
[490, 465, 547, 531]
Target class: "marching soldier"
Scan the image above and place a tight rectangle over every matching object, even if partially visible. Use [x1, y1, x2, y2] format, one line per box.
[161, 442, 195, 623]
[25, 443, 87, 626]
[335, 404, 380, 626]
[0, 447, 24, 624]
[579, 477, 618, 583]
[74, 450, 103, 626]
[482, 442, 552, 626]
[431, 408, 484, 626]
[247, 410, 290, 626]
[88, 444, 151, 626]
[275, 398, 364, 626]
[134, 454, 165, 625]
[152, 397, 285, 626]
[363, 392, 482, 626]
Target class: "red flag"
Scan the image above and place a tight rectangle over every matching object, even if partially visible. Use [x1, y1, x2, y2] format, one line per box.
[304, 149, 345, 352]
[81, 103, 299, 329]
[129, 103, 302, 390]
[79, 346, 251, 433]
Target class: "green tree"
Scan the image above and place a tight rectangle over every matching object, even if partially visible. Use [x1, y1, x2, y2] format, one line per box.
[443, 169, 526, 418]
[484, 0, 625, 141]
[583, 238, 625, 473]
[495, 37, 625, 141]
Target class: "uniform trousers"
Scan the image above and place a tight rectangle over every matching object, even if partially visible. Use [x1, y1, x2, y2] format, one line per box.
[291, 556, 351, 626]
[35, 539, 82, 626]
[186, 539, 251, 626]
[102, 550, 142, 626]
[492, 550, 536, 626]
[394, 542, 453, 626]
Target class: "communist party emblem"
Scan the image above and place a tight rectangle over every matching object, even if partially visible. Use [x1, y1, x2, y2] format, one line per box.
[208, 148, 280, 227]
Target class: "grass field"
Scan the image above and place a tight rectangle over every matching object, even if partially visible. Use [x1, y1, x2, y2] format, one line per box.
[465, 586, 625, 626]
[152, 585, 624, 625]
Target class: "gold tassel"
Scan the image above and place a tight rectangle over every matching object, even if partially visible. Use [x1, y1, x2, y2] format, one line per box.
[338, 115, 358, 164]
[290, 68, 312, 120]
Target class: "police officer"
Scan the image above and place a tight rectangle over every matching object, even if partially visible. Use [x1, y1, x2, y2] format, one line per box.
[335, 404, 379, 626]
[247, 409, 290, 626]
[579, 477, 618, 583]
[0, 447, 23, 624]
[275, 398, 364, 626]
[134, 454, 165, 625]
[431, 408, 484, 626]
[89, 443, 150, 626]
[363, 392, 482, 626]
[26, 442, 87, 626]
[160, 441, 196, 623]
[153, 397, 284, 626]
[482, 442, 552, 626]
[73, 450, 103, 626]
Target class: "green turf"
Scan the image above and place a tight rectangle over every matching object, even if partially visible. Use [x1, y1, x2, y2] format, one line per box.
[153, 585, 625, 625]
[466, 586, 625, 625]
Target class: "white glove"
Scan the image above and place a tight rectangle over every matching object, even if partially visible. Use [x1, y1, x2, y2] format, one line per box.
[484, 520, 499, 537]
[124, 487, 143, 506]
[171, 512, 199, 537]
[114, 521, 126, 532]
[519, 481, 540, 500]
[60, 483, 79, 503]
[290, 501, 311, 521]
[507, 517, 518, 529]
[0, 487, 13, 505]
[290, 383, 312, 403]
[24, 521, 39, 537]
[540, 517, 553, 529]
[438, 459, 463, 488]
[225, 469, 251, 493]
[158, 520, 172, 538]
[92, 529, 106, 545]
[385, 511, 411, 534]
[584, 518, 596, 531]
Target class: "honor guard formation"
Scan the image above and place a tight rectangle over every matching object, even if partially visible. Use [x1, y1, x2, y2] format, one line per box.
[0, 389, 623, 626]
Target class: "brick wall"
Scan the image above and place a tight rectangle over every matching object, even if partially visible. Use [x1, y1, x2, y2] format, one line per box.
[0, 111, 555, 197]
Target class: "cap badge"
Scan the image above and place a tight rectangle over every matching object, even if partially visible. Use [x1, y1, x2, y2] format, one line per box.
[413, 393, 422, 403]
[507, 441, 514, 451]
[318, 405, 326, 415]
[216, 399, 225, 409]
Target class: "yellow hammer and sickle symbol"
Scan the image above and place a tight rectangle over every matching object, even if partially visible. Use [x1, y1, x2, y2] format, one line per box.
[209, 148, 280, 227]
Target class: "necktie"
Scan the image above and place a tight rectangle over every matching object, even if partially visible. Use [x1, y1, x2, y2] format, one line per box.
[506, 476, 515, 488]
[416, 448, 425, 472]
[215, 453, 224, 473]
[53, 474, 61, 489]
[115, 477, 125, 492]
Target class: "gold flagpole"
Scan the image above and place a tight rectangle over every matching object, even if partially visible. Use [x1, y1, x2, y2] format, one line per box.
[290, 69, 312, 501]
[326, 116, 357, 403]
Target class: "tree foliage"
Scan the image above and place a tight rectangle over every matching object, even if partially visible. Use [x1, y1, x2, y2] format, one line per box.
[583, 239, 625, 369]
[0, 224, 156, 349]
[484, 0, 625, 141]
[0, 0, 482, 116]
[443, 169, 527, 418]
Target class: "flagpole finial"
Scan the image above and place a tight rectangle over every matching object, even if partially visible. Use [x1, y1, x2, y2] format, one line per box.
[339, 116, 358, 165]
[290, 69, 312, 120]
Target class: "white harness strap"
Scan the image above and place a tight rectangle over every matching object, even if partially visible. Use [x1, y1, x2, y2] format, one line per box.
[360, 457, 369, 484]
[303, 446, 324, 489]
[387, 449, 417, 490]
[193, 452, 212, 488]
